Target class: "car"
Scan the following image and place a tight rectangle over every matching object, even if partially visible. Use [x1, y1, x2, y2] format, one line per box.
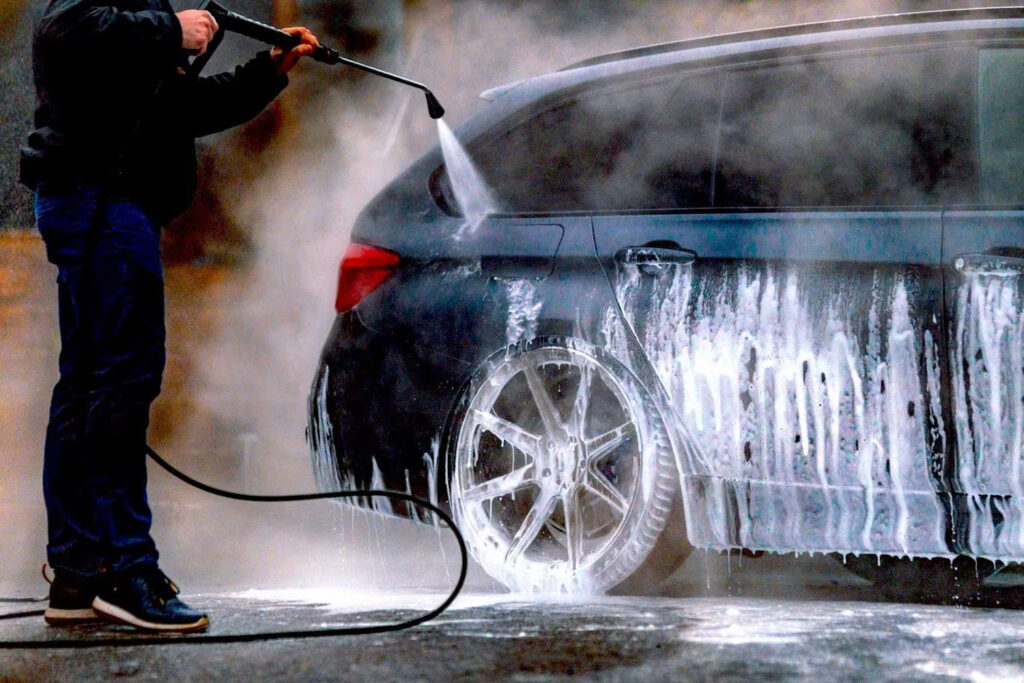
[307, 7, 1024, 597]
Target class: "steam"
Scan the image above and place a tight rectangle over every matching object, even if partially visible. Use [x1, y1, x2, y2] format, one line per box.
[5, 0, 1011, 597]
[176, 0, 1024, 593]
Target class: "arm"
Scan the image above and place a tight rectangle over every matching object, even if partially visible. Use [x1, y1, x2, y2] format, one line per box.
[187, 52, 289, 137]
[187, 27, 318, 138]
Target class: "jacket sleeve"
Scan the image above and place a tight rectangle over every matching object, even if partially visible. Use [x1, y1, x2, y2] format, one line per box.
[186, 51, 289, 138]
[37, 0, 181, 63]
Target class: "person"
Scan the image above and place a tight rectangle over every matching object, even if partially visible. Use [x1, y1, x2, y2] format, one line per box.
[20, 0, 319, 633]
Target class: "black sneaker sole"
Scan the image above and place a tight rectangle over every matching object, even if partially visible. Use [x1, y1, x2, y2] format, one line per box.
[92, 597, 210, 633]
[44, 606, 102, 626]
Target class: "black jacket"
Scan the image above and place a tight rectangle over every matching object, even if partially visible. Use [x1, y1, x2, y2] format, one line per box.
[21, 0, 289, 224]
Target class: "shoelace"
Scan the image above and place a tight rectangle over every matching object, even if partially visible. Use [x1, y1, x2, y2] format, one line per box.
[136, 567, 180, 605]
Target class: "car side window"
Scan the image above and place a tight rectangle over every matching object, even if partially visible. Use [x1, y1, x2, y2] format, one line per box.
[714, 48, 975, 209]
[475, 72, 722, 213]
[623, 72, 722, 211]
[979, 49, 1024, 206]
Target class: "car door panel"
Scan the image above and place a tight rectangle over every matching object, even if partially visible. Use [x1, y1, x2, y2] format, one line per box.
[595, 212, 948, 556]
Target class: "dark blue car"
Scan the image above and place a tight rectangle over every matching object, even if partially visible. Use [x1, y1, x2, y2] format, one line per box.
[308, 7, 1024, 597]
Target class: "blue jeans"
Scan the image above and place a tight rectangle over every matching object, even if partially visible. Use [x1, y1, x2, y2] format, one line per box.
[36, 185, 163, 579]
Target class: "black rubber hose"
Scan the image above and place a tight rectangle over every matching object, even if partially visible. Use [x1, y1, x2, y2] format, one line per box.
[0, 445, 467, 649]
[0, 609, 45, 622]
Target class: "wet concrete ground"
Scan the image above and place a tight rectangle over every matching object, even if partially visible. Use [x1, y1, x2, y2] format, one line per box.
[4, 554, 1024, 681]
[3, 591, 1024, 680]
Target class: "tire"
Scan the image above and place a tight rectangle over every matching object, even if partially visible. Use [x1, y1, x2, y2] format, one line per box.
[445, 336, 688, 594]
[839, 554, 995, 603]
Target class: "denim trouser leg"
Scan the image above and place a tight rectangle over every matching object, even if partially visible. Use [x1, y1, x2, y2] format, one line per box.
[37, 187, 164, 578]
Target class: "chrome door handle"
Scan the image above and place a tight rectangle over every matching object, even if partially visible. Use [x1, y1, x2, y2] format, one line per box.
[615, 246, 696, 276]
[954, 252, 1024, 277]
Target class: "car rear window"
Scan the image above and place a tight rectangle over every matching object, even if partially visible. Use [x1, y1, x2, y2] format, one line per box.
[979, 48, 1024, 205]
[714, 47, 976, 209]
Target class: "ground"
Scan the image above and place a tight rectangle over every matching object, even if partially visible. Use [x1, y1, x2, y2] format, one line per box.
[4, 554, 1024, 681]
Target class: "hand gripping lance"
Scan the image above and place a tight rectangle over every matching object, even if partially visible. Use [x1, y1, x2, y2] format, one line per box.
[192, 0, 445, 119]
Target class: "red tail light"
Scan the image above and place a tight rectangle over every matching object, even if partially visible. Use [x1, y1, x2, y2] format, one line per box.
[335, 243, 401, 313]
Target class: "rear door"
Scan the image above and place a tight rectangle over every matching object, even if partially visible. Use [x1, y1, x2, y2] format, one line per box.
[942, 45, 1024, 557]
[594, 46, 975, 556]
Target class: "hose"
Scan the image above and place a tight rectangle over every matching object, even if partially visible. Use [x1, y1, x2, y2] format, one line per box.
[0, 445, 467, 649]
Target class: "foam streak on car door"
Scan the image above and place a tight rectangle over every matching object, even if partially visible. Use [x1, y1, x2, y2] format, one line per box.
[943, 222, 1024, 558]
[596, 210, 949, 560]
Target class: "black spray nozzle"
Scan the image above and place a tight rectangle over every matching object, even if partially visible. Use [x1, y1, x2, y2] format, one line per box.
[425, 92, 445, 120]
[197, 0, 445, 119]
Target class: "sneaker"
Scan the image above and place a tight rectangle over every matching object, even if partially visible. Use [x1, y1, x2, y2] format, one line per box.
[92, 566, 209, 633]
[44, 571, 101, 626]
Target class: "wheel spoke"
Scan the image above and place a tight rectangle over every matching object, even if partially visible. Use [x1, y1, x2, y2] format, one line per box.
[568, 363, 593, 434]
[505, 492, 558, 563]
[462, 464, 535, 504]
[585, 421, 636, 464]
[522, 364, 565, 439]
[585, 469, 629, 516]
[470, 409, 542, 458]
[563, 487, 585, 570]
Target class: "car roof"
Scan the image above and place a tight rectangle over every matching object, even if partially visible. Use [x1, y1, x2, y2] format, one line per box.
[479, 6, 1024, 102]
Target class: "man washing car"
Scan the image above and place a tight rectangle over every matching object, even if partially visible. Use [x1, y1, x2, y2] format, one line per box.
[21, 0, 318, 632]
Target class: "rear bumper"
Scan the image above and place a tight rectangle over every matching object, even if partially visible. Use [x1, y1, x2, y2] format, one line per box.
[307, 311, 471, 519]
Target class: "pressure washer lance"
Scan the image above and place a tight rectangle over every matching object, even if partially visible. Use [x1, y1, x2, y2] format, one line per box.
[196, 0, 445, 119]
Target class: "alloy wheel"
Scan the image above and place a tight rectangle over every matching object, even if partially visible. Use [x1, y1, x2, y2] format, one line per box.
[450, 339, 675, 593]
